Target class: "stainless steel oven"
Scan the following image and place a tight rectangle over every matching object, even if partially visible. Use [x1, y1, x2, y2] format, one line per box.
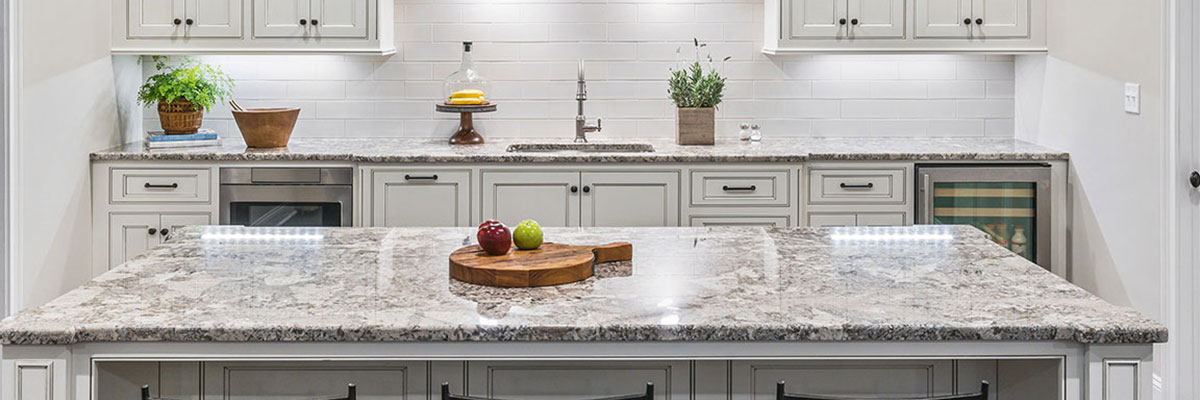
[916, 164, 1052, 268]
[219, 168, 353, 227]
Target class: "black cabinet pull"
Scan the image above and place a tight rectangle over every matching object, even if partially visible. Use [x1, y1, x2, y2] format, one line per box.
[144, 183, 179, 189]
[964, 18, 973, 25]
[299, 19, 308, 25]
[975, 18, 983, 25]
[840, 183, 875, 189]
[722, 185, 757, 192]
[160, 229, 169, 236]
[148, 228, 158, 235]
[310, 19, 319, 26]
[404, 174, 438, 181]
[583, 186, 591, 193]
[1190, 171, 1200, 188]
[570, 186, 579, 193]
[850, 18, 859, 25]
[839, 18, 847, 25]
[174, 18, 182, 25]
[185, 18, 194, 25]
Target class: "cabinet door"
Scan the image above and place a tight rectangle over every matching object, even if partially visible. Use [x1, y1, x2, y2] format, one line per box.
[465, 361, 690, 400]
[254, 0, 309, 38]
[856, 212, 906, 226]
[186, 0, 243, 37]
[848, 0, 906, 38]
[309, 0, 368, 38]
[128, 0, 187, 38]
[482, 172, 580, 227]
[785, 0, 848, 39]
[159, 213, 213, 243]
[731, 360, 955, 399]
[972, 0, 1029, 37]
[690, 216, 791, 227]
[369, 170, 471, 227]
[914, 0, 972, 37]
[202, 361, 428, 400]
[807, 213, 858, 228]
[109, 213, 162, 267]
[581, 172, 679, 227]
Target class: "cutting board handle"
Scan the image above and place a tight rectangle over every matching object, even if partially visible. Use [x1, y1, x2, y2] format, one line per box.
[592, 242, 633, 263]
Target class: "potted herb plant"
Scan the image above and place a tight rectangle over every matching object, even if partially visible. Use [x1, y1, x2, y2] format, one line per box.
[669, 40, 729, 146]
[137, 56, 233, 135]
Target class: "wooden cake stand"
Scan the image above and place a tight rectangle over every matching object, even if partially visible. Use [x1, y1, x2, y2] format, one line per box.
[436, 102, 497, 145]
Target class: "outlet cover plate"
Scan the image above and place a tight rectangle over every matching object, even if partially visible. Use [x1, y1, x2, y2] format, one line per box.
[1125, 83, 1141, 114]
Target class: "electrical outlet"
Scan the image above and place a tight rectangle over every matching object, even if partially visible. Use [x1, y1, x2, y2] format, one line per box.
[1125, 83, 1141, 114]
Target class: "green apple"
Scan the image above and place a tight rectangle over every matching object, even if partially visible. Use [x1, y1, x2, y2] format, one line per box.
[512, 219, 544, 250]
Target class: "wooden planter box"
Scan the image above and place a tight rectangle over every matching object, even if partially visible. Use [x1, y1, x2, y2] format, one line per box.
[675, 107, 715, 145]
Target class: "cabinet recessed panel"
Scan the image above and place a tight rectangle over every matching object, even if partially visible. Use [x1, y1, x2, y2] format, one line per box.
[848, 0, 906, 38]
[255, 0, 310, 38]
[974, 0, 1029, 37]
[109, 214, 161, 267]
[311, 0, 369, 38]
[786, 0, 847, 39]
[187, 0, 243, 37]
[467, 361, 689, 400]
[204, 361, 427, 400]
[915, 0, 972, 38]
[483, 172, 580, 228]
[128, 0, 186, 38]
[582, 172, 679, 228]
[732, 360, 954, 398]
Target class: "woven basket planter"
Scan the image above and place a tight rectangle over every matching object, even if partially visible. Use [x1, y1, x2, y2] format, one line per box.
[157, 99, 204, 135]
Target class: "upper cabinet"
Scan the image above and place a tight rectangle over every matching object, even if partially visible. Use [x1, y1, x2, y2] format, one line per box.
[114, 0, 392, 55]
[766, 0, 1044, 53]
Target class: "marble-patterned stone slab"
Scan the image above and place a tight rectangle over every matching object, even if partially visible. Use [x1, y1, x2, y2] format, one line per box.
[0, 225, 1161, 345]
[90, 138, 1068, 163]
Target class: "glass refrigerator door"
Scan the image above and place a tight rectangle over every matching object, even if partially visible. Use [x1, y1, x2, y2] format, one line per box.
[931, 181, 1038, 262]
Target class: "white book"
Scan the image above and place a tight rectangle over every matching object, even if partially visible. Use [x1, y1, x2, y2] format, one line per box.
[145, 139, 223, 149]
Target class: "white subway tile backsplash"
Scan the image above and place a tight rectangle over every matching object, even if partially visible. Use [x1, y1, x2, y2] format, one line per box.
[168, 0, 1014, 138]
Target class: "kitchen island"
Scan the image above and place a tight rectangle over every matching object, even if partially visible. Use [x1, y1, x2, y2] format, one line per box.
[0, 225, 1163, 399]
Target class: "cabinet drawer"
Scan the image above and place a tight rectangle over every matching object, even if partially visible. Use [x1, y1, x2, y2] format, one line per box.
[691, 170, 789, 206]
[466, 360, 689, 399]
[690, 215, 791, 227]
[203, 361, 428, 399]
[806, 212, 908, 227]
[807, 213, 858, 228]
[808, 168, 905, 205]
[110, 169, 211, 204]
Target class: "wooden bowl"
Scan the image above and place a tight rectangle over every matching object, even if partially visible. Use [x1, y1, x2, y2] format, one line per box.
[232, 108, 300, 148]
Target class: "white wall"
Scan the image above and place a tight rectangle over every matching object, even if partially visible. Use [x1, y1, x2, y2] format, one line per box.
[11, 0, 123, 309]
[143, 0, 1018, 140]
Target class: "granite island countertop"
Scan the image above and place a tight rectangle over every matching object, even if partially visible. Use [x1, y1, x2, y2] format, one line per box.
[0, 225, 1162, 345]
[90, 137, 1068, 163]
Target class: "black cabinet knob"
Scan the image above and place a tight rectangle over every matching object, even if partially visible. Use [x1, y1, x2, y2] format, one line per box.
[964, 18, 973, 25]
[850, 18, 859, 25]
[148, 228, 158, 235]
[299, 19, 307, 25]
[839, 18, 847, 25]
[570, 186, 579, 193]
[174, 18, 182, 25]
[975, 18, 983, 25]
[1190, 171, 1200, 188]
[185, 18, 194, 25]
[583, 186, 591, 193]
[160, 229, 169, 236]
[310, 19, 318, 26]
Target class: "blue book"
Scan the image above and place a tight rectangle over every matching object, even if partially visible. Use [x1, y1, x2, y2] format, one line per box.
[146, 129, 219, 142]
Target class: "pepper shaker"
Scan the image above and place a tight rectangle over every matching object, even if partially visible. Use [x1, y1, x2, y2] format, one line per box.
[738, 123, 752, 141]
[749, 124, 762, 142]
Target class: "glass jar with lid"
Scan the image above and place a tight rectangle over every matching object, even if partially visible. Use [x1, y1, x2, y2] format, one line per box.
[443, 41, 490, 105]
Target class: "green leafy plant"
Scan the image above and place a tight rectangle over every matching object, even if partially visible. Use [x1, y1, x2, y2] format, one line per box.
[137, 56, 234, 111]
[668, 39, 730, 109]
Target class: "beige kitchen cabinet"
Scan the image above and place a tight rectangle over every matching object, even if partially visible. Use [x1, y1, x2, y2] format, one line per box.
[807, 212, 906, 227]
[365, 169, 472, 227]
[483, 171, 679, 228]
[254, 0, 368, 38]
[915, 0, 1029, 38]
[689, 215, 791, 227]
[108, 212, 211, 267]
[581, 172, 679, 227]
[784, 0, 903, 39]
[202, 361, 428, 400]
[127, 0, 242, 38]
[784, 0, 846, 39]
[730, 360, 958, 398]
[465, 360, 689, 399]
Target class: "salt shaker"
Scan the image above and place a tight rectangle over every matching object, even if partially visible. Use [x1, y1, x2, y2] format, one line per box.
[738, 123, 752, 141]
[749, 124, 763, 142]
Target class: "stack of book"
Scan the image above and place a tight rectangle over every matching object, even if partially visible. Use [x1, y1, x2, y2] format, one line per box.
[144, 129, 221, 150]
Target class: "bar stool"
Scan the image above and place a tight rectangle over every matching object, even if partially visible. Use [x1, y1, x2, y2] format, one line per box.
[440, 382, 654, 400]
[776, 381, 988, 400]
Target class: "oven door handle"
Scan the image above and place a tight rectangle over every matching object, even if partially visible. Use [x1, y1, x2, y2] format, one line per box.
[920, 173, 933, 224]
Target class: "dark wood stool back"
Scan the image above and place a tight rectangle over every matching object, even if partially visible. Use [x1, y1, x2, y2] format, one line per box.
[776, 381, 989, 400]
[440, 382, 654, 400]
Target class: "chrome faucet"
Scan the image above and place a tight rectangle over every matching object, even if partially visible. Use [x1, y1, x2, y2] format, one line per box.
[575, 59, 602, 143]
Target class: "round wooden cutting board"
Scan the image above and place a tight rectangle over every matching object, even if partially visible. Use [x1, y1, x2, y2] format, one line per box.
[449, 242, 633, 287]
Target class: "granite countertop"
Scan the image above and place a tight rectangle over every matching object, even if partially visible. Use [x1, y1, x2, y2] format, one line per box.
[90, 137, 1069, 163]
[0, 225, 1162, 345]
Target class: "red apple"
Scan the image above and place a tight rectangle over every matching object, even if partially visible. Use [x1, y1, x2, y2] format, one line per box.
[476, 220, 512, 256]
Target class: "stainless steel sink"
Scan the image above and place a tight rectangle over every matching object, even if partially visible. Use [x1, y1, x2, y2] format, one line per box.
[506, 143, 655, 153]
